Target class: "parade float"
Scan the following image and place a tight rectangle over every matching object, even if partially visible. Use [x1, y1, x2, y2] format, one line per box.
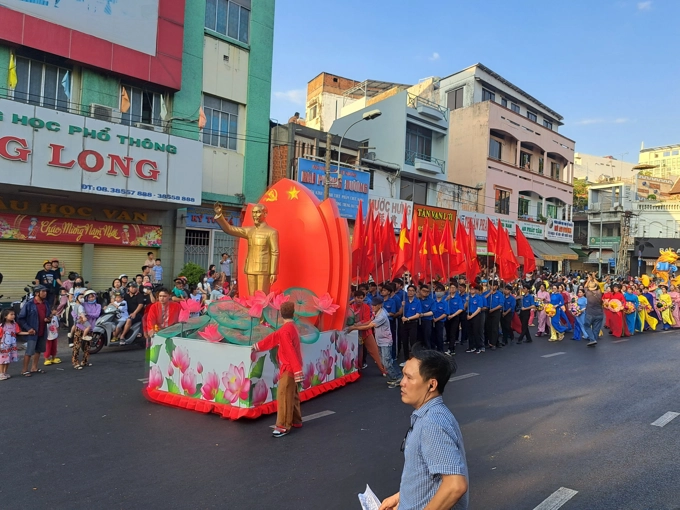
[143, 178, 359, 420]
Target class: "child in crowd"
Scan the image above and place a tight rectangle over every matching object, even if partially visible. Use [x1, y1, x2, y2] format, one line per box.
[73, 290, 101, 369]
[152, 258, 163, 285]
[75, 294, 93, 342]
[0, 309, 26, 380]
[189, 285, 203, 317]
[44, 309, 61, 366]
[111, 291, 129, 342]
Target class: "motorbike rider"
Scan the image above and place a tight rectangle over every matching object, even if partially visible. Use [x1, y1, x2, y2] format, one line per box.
[117, 282, 145, 342]
[72, 290, 101, 369]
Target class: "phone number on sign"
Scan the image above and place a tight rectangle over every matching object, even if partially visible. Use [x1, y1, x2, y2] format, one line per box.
[81, 184, 196, 202]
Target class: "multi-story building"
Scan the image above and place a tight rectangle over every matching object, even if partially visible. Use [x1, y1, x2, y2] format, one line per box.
[183, 0, 275, 270]
[438, 63, 577, 270]
[0, 0, 274, 300]
[574, 153, 636, 182]
[638, 143, 680, 179]
[0, 0, 207, 299]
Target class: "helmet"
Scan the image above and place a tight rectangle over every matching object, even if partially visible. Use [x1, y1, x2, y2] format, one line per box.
[84, 290, 97, 299]
[33, 284, 48, 292]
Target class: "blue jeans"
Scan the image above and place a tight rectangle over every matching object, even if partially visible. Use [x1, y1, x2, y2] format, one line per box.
[379, 345, 401, 381]
[583, 314, 603, 342]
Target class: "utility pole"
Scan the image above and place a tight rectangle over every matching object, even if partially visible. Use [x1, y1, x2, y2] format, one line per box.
[324, 131, 332, 199]
[617, 211, 633, 276]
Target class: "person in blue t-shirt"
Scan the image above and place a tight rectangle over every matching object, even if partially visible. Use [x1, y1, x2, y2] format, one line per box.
[501, 285, 517, 345]
[459, 283, 472, 351]
[466, 284, 485, 353]
[446, 283, 464, 355]
[393, 278, 407, 360]
[401, 285, 422, 361]
[381, 283, 401, 361]
[517, 284, 536, 344]
[417, 285, 435, 349]
[365, 281, 379, 306]
[480, 281, 491, 346]
[486, 280, 504, 349]
[431, 283, 449, 353]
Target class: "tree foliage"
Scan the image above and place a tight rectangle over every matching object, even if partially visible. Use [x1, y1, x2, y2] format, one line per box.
[573, 178, 589, 210]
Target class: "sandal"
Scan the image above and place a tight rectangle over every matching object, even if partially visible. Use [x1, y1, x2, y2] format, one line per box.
[0, 374, 9, 380]
[74, 365, 83, 370]
[22, 371, 32, 377]
[30, 369, 46, 374]
[80, 362, 92, 367]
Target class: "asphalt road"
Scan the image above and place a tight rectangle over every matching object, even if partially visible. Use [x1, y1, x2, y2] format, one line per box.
[3, 326, 680, 510]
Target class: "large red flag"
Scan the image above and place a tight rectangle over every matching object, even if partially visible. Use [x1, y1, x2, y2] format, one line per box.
[455, 219, 469, 279]
[375, 215, 395, 283]
[392, 207, 411, 277]
[440, 218, 465, 277]
[351, 200, 364, 283]
[428, 223, 445, 279]
[487, 218, 498, 257]
[409, 209, 420, 280]
[497, 223, 519, 282]
[362, 202, 376, 281]
[466, 217, 481, 283]
[515, 224, 536, 275]
[418, 219, 430, 280]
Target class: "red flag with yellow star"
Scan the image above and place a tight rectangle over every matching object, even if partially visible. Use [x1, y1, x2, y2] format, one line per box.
[439, 217, 465, 277]
[351, 200, 365, 283]
[392, 207, 411, 278]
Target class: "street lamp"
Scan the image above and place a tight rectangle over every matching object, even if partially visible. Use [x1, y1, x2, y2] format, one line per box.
[324, 109, 382, 199]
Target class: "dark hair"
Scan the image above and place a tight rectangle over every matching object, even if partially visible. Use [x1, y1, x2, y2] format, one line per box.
[382, 282, 395, 293]
[353, 290, 366, 298]
[280, 301, 295, 319]
[156, 258, 161, 263]
[358, 283, 368, 291]
[368, 281, 377, 287]
[141, 266, 147, 271]
[157, 287, 171, 296]
[189, 284, 197, 292]
[419, 284, 430, 291]
[434, 283, 445, 292]
[407, 284, 417, 291]
[412, 350, 455, 394]
[221, 252, 228, 257]
[0, 308, 15, 324]
[148, 252, 154, 256]
[393, 278, 404, 286]
[136, 274, 143, 279]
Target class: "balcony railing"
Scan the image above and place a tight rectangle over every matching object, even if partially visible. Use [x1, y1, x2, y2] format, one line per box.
[488, 155, 572, 187]
[405, 150, 446, 173]
[406, 93, 448, 121]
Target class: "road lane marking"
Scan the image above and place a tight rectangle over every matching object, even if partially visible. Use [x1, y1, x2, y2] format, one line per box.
[138, 378, 149, 383]
[541, 352, 565, 358]
[651, 412, 680, 427]
[270, 410, 335, 428]
[533, 487, 578, 510]
[449, 373, 479, 382]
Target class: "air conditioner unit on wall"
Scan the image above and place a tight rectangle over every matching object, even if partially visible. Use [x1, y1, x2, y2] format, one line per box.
[134, 122, 164, 133]
[90, 104, 122, 124]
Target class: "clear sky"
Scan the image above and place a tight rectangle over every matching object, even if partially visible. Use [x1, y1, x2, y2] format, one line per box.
[270, 0, 677, 163]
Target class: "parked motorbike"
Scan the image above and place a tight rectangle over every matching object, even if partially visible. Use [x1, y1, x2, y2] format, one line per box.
[13, 284, 35, 316]
[89, 304, 145, 354]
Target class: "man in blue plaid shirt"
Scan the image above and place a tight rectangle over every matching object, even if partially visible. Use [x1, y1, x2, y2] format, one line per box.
[380, 350, 469, 510]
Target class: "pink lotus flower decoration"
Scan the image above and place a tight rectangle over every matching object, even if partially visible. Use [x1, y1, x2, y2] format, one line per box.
[201, 371, 220, 401]
[198, 323, 223, 343]
[148, 365, 162, 390]
[167, 364, 174, 377]
[222, 363, 251, 404]
[270, 293, 290, 311]
[171, 346, 190, 373]
[245, 290, 275, 318]
[197, 362, 203, 374]
[336, 334, 349, 355]
[316, 348, 334, 379]
[233, 296, 249, 307]
[302, 362, 315, 390]
[181, 368, 197, 396]
[179, 299, 202, 322]
[342, 351, 354, 373]
[251, 379, 268, 406]
[313, 293, 340, 315]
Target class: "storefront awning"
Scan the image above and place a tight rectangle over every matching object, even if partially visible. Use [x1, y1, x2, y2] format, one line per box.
[528, 239, 579, 261]
[571, 248, 589, 259]
[586, 249, 614, 264]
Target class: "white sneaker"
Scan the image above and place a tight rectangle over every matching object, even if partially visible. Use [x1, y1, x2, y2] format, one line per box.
[67, 332, 72, 339]
[68, 343, 74, 348]
[84, 335, 93, 341]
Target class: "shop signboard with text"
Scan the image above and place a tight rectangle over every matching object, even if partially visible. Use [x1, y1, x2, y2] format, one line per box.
[368, 195, 413, 231]
[0, 213, 161, 247]
[186, 207, 241, 229]
[517, 220, 545, 240]
[588, 236, 620, 249]
[296, 157, 369, 219]
[546, 219, 574, 243]
[457, 211, 516, 240]
[0, 98, 202, 205]
[414, 204, 456, 236]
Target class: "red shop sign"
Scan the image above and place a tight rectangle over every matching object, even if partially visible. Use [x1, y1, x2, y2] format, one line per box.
[0, 213, 162, 247]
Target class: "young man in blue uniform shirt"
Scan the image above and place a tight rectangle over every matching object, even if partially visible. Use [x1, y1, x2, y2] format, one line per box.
[381, 283, 401, 361]
[417, 285, 435, 349]
[486, 281, 504, 350]
[431, 283, 449, 353]
[446, 283, 464, 356]
[501, 285, 517, 346]
[517, 284, 535, 344]
[466, 284, 485, 354]
[401, 285, 422, 363]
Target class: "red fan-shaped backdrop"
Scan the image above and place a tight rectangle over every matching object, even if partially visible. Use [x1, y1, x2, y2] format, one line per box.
[237, 178, 350, 332]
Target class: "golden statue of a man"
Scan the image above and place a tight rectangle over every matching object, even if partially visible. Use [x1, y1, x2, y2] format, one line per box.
[213, 203, 279, 295]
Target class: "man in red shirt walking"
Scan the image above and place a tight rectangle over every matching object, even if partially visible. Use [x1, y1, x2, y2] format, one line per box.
[252, 302, 303, 437]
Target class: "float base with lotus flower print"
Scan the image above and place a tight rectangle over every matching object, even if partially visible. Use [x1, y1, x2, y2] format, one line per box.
[143, 178, 361, 420]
